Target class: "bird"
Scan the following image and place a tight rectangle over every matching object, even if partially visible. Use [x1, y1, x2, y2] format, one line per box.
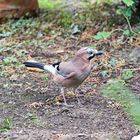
[24, 47, 103, 106]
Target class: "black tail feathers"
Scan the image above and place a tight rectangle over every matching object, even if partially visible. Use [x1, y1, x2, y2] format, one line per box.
[23, 62, 45, 70]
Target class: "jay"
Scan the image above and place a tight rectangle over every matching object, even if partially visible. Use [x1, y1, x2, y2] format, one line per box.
[24, 47, 103, 106]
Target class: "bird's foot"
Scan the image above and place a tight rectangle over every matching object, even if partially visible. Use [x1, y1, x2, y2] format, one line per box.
[77, 100, 83, 107]
[62, 102, 74, 108]
[76, 95, 83, 107]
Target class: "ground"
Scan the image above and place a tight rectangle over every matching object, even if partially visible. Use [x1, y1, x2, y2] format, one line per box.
[0, 74, 137, 140]
[0, 5, 140, 140]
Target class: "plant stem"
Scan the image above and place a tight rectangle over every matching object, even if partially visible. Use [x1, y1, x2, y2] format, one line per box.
[122, 12, 134, 33]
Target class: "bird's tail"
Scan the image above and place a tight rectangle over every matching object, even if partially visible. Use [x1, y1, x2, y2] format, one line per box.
[23, 62, 56, 75]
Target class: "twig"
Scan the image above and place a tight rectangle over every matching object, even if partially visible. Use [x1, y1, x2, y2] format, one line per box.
[110, 28, 125, 34]
[122, 12, 134, 33]
[123, 67, 140, 71]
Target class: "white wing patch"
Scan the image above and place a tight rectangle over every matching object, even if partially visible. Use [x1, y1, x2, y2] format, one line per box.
[44, 65, 57, 75]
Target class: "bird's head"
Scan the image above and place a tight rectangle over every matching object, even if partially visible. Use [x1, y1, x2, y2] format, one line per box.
[75, 47, 103, 61]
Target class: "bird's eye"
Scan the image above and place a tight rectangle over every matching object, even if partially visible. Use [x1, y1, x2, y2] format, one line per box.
[87, 50, 93, 55]
[88, 51, 93, 55]
[87, 48, 94, 55]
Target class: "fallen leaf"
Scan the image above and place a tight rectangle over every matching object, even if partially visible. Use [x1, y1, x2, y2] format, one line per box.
[3, 69, 16, 75]
[28, 102, 44, 108]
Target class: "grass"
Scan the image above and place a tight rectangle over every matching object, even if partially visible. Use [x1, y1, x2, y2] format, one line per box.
[26, 113, 44, 127]
[0, 117, 13, 132]
[38, 0, 63, 9]
[101, 79, 140, 126]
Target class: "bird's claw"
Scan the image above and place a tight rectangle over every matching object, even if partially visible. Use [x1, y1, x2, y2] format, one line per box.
[62, 103, 74, 108]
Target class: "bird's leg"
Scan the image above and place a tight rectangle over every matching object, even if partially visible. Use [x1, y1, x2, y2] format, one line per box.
[61, 87, 73, 107]
[61, 87, 67, 105]
[73, 88, 82, 106]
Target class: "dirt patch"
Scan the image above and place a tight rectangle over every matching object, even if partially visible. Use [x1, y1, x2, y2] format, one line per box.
[0, 72, 137, 140]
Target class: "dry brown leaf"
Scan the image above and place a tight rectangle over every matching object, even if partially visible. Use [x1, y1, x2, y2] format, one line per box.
[28, 102, 44, 108]
[80, 31, 93, 41]
[55, 49, 65, 54]
[43, 35, 52, 41]
[4, 69, 16, 74]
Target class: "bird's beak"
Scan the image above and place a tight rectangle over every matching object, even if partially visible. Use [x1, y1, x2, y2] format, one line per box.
[95, 51, 103, 56]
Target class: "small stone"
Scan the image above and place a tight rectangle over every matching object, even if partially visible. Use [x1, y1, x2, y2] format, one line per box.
[130, 48, 140, 62]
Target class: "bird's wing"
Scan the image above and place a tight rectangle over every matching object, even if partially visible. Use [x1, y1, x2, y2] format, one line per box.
[57, 61, 77, 77]
[63, 72, 77, 79]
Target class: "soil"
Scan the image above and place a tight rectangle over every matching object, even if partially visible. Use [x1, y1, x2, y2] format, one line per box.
[0, 52, 138, 140]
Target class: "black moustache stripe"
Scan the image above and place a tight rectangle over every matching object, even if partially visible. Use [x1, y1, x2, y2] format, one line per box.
[52, 62, 61, 67]
[88, 55, 95, 60]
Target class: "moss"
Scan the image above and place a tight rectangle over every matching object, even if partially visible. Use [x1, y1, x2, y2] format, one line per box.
[101, 79, 140, 125]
